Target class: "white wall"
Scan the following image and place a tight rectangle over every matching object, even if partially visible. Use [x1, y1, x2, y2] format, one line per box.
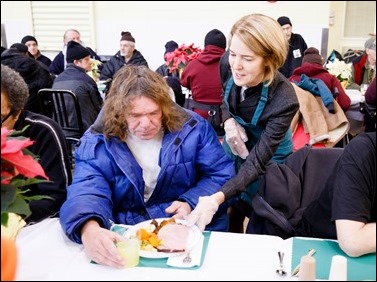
[1, 1, 331, 70]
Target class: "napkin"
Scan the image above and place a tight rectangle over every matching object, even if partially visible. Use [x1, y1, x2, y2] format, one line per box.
[166, 234, 204, 268]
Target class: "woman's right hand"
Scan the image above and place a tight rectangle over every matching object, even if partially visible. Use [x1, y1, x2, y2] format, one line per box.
[224, 118, 249, 159]
[81, 219, 126, 268]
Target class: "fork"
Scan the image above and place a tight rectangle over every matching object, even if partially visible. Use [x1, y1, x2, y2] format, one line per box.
[183, 251, 192, 264]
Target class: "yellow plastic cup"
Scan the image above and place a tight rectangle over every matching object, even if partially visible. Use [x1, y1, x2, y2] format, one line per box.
[116, 238, 140, 268]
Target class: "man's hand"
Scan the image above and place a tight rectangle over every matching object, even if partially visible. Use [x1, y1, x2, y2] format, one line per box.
[165, 201, 192, 219]
[224, 118, 249, 159]
[81, 220, 126, 268]
[186, 196, 220, 232]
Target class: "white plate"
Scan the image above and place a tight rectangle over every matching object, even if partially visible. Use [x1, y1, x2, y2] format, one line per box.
[123, 218, 201, 259]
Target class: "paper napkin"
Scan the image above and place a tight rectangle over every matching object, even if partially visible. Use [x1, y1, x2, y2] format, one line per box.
[166, 234, 204, 268]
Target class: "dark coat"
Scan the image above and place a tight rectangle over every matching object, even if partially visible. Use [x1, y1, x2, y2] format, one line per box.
[99, 50, 149, 80]
[1, 48, 54, 114]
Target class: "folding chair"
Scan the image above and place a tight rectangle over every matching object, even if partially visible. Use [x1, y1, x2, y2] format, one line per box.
[37, 89, 85, 170]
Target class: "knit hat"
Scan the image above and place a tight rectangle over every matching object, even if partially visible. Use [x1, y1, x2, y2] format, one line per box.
[21, 35, 38, 45]
[120, 31, 135, 43]
[364, 37, 376, 51]
[66, 40, 90, 63]
[204, 29, 226, 49]
[10, 43, 29, 53]
[164, 40, 178, 55]
[302, 47, 323, 65]
[277, 16, 292, 27]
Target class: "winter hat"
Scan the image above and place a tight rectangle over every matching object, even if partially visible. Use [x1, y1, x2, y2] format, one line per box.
[164, 40, 178, 55]
[10, 43, 29, 53]
[120, 31, 135, 43]
[66, 40, 90, 63]
[364, 37, 376, 51]
[21, 35, 38, 45]
[302, 47, 323, 66]
[204, 29, 226, 49]
[277, 16, 292, 27]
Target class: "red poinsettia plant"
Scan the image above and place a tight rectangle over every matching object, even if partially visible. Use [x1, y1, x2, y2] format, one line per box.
[1, 126, 49, 227]
[165, 43, 202, 75]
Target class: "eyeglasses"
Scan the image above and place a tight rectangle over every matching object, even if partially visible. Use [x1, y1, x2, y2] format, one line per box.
[1, 111, 13, 124]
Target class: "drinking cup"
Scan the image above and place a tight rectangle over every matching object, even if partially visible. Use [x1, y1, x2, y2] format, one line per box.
[116, 238, 140, 268]
[298, 254, 316, 281]
[328, 255, 347, 281]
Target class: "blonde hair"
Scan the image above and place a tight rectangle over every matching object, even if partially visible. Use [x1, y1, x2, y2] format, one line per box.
[229, 13, 288, 85]
[103, 65, 186, 141]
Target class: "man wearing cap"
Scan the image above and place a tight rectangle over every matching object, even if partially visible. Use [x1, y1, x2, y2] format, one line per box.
[52, 40, 103, 132]
[99, 31, 148, 81]
[155, 40, 179, 78]
[277, 16, 308, 78]
[348, 37, 376, 89]
[180, 29, 227, 136]
[21, 35, 52, 68]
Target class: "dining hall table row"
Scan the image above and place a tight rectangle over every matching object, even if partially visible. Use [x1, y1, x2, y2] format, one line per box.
[14, 218, 375, 281]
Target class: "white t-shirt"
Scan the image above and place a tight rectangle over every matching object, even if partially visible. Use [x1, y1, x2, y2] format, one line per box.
[125, 130, 163, 201]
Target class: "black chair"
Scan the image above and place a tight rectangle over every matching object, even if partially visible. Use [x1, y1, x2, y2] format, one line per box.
[37, 89, 85, 169]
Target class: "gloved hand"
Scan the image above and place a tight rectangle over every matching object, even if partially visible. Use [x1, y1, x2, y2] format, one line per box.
[186, 196, 219, 232]
[224, 118, 249, 159]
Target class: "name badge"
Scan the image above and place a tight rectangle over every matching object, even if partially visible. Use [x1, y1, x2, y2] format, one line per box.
[293, 49, 302, 59]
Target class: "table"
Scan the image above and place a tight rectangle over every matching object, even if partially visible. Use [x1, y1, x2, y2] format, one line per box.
[15, 218, 296, 281]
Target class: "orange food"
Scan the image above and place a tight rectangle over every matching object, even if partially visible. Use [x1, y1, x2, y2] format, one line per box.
[136, 228, 150, 241]
[1, 235, 18, 281]
[148, 233, 161, 248]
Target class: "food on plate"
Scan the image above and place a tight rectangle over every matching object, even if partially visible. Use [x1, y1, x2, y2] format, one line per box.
[135, 218, 189, 252]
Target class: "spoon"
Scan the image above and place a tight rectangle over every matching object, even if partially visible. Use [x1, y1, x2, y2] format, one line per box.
[276, 251, 287, 276]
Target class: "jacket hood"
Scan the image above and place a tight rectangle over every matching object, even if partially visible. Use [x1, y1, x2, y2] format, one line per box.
[197, 45, 225, 65]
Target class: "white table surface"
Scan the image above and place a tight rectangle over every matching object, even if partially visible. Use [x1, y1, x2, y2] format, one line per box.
[15, 218, 297, 281]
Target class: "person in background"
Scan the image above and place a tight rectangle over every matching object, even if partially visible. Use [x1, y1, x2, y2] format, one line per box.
[347, 36, 376, 89]
[277, 16, 308, 78]
[1, 64, 71, 224]
[49, 29, 101, 76]
[21, 35, 52, 68]
[1, 43, 54, 115]
[365, 76, 376, 105]
[289, 47, 351, 112]
[155, 40, 179, 78]
[181, 29, 227, 136]
[295, 132, 376, 257]
[99, 31, 148, 81]
[59, 65, 235, 268]
[52, 41, 103, 132]
[186, 13, 299, 232]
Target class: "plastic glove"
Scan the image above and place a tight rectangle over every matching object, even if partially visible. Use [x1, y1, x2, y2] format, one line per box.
[186, 196, 219, 232]
[224, 118, 249, 159]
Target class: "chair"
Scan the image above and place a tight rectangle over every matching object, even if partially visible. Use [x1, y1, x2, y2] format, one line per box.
[246, 145, 344, 239]
[37, 89, 84, 169]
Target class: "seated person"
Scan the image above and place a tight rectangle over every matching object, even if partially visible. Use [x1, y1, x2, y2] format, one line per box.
[296, 132, 376, 257]
[347, 37, 376, 89]
[49, 29, 101, 76]
[21, 35, 52, 68]
[99, 31, 148, 81]
[52, 40, 103, 132]
[155, 40, 179, 78]
[59, 65, 235, 268]
[289, 47, 351, 112]
[1, 43, 54, 115]
[1, 64, 71, 224]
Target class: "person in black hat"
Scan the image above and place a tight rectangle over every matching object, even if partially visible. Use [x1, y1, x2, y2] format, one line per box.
[49, 29, 101, 76]
[277, 16, 308, 78]
[21, 35, 52, 68]
[156, 40, 179, 78]
[52, 40, 103, 132]
[180, 28, 227, 136]
[99, 31, 148, 81]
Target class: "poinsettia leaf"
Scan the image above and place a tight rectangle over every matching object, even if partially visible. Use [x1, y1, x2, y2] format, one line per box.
[1, 184, 16, 213]
[1, 212, 9, 226]
[5, 194, 31, 217]
[11, 177, 50, 188]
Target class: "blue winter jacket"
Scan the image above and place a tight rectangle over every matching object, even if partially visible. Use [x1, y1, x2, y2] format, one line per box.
[60, 108, 235, 243]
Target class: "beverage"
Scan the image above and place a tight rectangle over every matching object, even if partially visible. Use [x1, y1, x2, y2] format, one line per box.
[116, 238, 140, 268]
